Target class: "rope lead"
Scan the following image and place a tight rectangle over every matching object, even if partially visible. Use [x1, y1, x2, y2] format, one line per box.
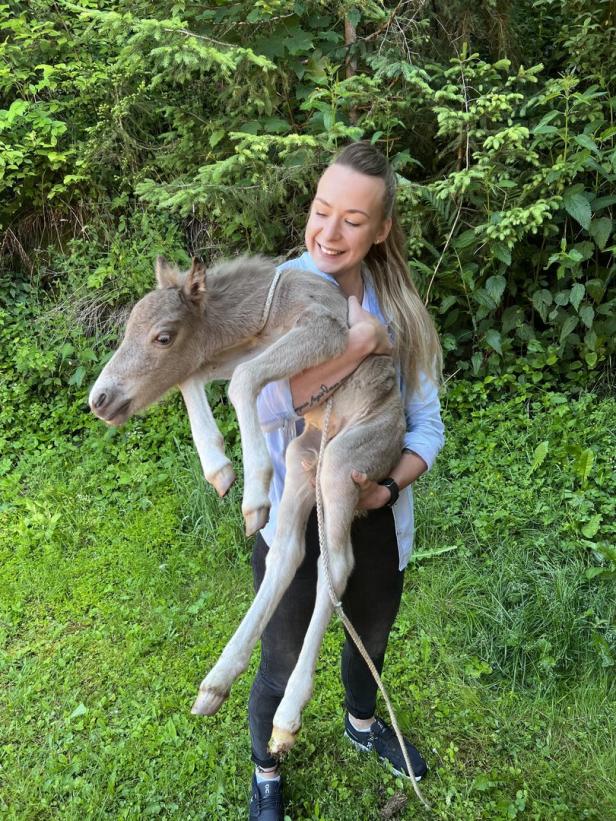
[315, 397, 431, 812]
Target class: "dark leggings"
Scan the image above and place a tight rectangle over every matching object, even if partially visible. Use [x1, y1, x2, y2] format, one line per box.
[248, 505, 405, 768]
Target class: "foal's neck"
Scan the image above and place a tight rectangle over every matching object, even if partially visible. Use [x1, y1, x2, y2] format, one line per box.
[200, 261, 277, 359]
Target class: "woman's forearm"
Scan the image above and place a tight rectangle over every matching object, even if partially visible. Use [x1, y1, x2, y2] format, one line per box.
[290, 296, 392, 415]
[290, 325, 373, 415]
[390, 450, 428, 490]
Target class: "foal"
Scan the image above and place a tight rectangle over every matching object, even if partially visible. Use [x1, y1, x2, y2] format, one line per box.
[89, 255, 404, 753]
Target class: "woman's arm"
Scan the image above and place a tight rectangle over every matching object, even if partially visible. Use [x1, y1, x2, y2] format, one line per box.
[352, 451, 428, 509]
[290, 295, 392, 415]
[352, 375, 445, 510]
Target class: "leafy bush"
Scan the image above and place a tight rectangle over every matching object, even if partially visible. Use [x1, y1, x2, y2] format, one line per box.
[1, 2, 614, 385]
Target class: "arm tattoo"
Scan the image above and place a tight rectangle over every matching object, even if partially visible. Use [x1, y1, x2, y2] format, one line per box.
[294, 376, 347, 415]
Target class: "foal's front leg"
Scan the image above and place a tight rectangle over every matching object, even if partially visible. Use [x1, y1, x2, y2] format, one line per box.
[180, 376, 235, 497]
[192, 429, 320, 716]
[228, 315, 346, 535]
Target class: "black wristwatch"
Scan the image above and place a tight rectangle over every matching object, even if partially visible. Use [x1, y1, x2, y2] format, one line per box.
[378, 478, 399, 507]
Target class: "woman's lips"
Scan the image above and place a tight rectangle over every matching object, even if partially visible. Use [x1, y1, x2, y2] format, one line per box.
[317, 242, 344, 256]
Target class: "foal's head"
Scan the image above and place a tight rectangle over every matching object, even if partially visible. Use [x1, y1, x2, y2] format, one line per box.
[89, 257, 208, 425]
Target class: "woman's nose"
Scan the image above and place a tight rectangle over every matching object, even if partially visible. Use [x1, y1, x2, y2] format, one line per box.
[321, 218, 341, 241]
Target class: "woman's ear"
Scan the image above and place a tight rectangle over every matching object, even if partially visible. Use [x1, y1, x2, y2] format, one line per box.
[375, 217, 392, 245]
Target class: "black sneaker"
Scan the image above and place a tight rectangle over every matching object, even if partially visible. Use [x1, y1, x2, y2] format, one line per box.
[344, 713, 428, 781]
[248, 772, 284, 820]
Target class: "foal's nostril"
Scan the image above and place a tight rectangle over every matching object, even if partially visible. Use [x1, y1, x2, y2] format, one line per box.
[94, 392, 107, 409]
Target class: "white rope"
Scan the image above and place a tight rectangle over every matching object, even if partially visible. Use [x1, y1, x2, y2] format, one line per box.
[315, 397, 431, 811]
[259, 268, 283, 332]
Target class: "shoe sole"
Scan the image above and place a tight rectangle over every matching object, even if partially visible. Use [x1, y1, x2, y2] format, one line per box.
[344, 730, 423, 782]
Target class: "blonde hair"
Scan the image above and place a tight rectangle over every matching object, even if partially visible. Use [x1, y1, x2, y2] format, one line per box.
[332, 142, 443, 393]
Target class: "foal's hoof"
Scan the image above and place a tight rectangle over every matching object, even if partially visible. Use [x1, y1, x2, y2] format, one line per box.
[191, 686, 228, 716]
[212, 463, 236, 497]
[244, 507, 269, 537]
[268, 726, 297, 756]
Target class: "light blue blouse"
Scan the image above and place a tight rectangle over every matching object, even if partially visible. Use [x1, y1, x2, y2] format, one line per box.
[256, 251, 445, 570]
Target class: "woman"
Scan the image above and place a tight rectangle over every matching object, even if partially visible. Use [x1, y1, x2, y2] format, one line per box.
[248, 142, 445, 820]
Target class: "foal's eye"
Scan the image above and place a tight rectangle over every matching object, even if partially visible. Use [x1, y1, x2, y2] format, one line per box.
[154, 332, 173, 346]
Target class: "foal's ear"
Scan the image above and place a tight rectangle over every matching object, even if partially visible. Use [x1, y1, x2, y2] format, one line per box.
[183, 257, 207, 307]
[155, 256, 181, 289]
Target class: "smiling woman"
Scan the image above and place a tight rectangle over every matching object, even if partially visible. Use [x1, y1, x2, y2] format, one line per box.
[248, 142, 445, 821]
[305, 164, 392, 297]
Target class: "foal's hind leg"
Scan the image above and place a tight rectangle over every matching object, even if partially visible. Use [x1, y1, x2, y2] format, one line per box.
[269, 445, 361, 754]
[192, 427, 320, 716]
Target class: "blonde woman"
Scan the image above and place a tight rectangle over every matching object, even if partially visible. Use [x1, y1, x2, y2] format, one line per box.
[249, 142, 444, 820]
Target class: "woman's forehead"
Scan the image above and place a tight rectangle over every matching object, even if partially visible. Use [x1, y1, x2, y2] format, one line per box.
[315, 164, 385, 214]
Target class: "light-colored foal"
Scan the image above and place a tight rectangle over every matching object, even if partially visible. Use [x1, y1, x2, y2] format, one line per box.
[89, 255, 404, 753]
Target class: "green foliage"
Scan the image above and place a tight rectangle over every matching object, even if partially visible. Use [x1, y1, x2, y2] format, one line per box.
[2, 0, 614, 382]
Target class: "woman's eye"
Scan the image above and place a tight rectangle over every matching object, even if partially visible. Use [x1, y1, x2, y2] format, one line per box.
[155, 333, 172, 346]
[315, 211, 327, 217]
[345, 221, 360, 227]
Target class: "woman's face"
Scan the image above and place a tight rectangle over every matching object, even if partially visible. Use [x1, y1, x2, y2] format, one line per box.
[305, 164, 392, 281]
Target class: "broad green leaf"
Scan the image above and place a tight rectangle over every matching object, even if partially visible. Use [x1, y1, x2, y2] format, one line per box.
[555, 289, 570, 306]
[502, 306, 523, 334]
[586, 279, 606, 302]
[559, 315, 578, 344]
[533, 124, 558, 135]
[563, 189, 592, 230]
[454, 229, 476, 250]
[70, 703, 88, 719]
[581, 514, 602, 539]
[592, 194, 616, 212]
[579, 304, 594, 328]
[69, 365, 86, 387]
[589, 217, 612, 250]
[574, 448, 594, 485]
[261, 117, 291, 134]
[485, 329, 502, 355]
[409, 545, 459, 562]
[530, 440, 549, 473]
[492, 243, 511, 266]
[346, 7, 361, 28]
[574, 134, 599, 154]
[438, 295, 457, 314]
[599, 125, 616, 140]
[570, 283, 585, 311]
[485, 275, 506, 305]
[585, 351, 597, 367]
[284, 28, 313, 55]
[532, 289, 552, 322]
[209, 130, 225, 148]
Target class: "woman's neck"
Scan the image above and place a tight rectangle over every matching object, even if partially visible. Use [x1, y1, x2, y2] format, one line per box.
[333, 267, 364, 302]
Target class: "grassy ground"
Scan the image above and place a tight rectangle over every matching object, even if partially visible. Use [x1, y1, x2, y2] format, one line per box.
[1, 384, 614, 820]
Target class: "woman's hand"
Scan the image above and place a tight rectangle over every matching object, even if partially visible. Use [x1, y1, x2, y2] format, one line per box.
[347, 295, 393, 356]
[351, 470, 391, 510]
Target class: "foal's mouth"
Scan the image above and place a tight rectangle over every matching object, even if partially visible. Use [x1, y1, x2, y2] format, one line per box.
[93, 398, 133, 426]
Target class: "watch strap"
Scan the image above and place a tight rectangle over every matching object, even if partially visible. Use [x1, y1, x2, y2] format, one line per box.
[378, 477, 399, 507]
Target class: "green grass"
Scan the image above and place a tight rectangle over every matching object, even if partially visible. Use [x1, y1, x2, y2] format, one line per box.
[1, 387, 614, 820]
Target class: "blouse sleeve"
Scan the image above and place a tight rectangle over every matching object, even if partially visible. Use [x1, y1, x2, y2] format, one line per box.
[401, 372, 445, 470]
[256, 379, 300, 432]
